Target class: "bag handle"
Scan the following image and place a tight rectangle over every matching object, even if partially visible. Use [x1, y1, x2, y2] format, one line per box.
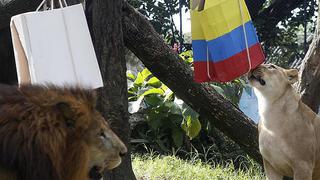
[238, 0, 252, 74]
[36, 0, 68, 11]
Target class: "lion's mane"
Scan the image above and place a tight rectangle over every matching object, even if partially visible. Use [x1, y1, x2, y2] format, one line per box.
[0, 84, 97, 180]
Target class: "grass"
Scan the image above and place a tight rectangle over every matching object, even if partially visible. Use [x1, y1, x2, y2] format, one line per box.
[132, 154, 265, 180]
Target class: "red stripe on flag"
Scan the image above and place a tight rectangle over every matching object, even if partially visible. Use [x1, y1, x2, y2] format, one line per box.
[194, 43, 265, 83]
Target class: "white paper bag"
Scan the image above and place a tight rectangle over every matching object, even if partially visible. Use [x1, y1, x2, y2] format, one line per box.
[10, 3, 103, 89]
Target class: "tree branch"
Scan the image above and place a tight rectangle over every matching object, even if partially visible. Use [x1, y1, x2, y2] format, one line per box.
[122, 2, 263, 165]
[297, 0, 320, 113]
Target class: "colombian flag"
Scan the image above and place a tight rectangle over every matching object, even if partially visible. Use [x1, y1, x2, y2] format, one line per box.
[191, 0, 265, 82]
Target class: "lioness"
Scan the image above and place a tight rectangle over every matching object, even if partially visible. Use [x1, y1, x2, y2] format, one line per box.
[248, 64, 320, 180]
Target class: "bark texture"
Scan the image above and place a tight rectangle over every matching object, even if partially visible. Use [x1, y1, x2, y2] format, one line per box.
[122, 2, 263, 165]
[88, 0, 136, 179]
[297, 1, 320, 113]
[0, 27, 17, 84]
[0, 0, 42, 30]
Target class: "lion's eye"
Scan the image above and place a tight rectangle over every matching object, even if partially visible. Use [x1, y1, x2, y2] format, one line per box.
[65, 119, 75, 128]
[99, 131, 107, 139]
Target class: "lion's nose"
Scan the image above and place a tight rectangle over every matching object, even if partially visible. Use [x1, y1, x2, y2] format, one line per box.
[119, 146, 127, 157]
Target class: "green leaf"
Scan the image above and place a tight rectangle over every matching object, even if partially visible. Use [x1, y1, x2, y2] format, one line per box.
[188, 118, 201, 139]
[181, 116, 201, 140]
[127, 72, 136, 81]
[141, 68, 152, 80]
[144, 95, 162, 106]
[134, 72, 144, 87]
[134, 68, 152, 87]
[128, 90, 136, 96]
[182, 104, 199, 120]
[146, 77, 162, 87]
[164, 90, 174, 102]
[161, 83, 169, 92]
[169, 103, 182, 115]
[212, 85, 225, 97]
[128, 96, 144, 114]
[148, 116, 163, 130]
[141, 88, 164, 97]
[172, 129, 184, 147]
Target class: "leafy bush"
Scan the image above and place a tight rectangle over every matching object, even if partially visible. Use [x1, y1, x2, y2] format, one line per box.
[128, 68, 201, 152]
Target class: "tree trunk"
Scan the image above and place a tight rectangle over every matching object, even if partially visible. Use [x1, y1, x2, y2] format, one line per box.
[297, 0, 320, 113]
[88, 0, 136, 179]
[122, 2, 263, 165]
[0, 0, 42, 30]
[0, 27, 17, 84]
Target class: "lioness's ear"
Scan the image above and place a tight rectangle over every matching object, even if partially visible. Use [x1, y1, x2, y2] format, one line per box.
[285, 69, 299, 84]
[56, 102, 75, 128]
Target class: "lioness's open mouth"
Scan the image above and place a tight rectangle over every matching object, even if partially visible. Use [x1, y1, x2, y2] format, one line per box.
[248, 70, 266, 86]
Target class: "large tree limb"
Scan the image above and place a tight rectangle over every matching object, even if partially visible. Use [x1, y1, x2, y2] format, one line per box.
[297, 1, 320, 113]
[122, 2, 262, 165]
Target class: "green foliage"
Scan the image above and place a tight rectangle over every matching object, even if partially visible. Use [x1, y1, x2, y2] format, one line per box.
[128, 68, 201, 152]
[179, 50, 193, 65]
[128, 50, 247, 157]
[127, 44, 249, 167]
[256, 0, 318, 67]
[128, 0, 189, 43]
[133, 154, 265, 180]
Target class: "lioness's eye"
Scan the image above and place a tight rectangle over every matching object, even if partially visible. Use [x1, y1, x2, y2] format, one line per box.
[268, 65, 276, 69]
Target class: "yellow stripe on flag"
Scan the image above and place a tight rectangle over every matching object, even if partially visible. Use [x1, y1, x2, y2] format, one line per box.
[191, 0, 251, 41]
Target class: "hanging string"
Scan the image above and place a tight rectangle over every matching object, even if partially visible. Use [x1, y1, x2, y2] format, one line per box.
[36, 0, 47, 11]
[238, 0, 252, 74]
[36, 0, 68, 11]
[206, 46, 213, 80]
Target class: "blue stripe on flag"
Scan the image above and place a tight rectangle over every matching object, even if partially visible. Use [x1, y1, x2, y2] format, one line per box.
[192, 21, 259, 63]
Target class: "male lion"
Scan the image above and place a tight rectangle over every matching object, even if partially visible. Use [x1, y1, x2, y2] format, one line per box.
[0, 84, 127, 180]
[248, 64, 320, 180]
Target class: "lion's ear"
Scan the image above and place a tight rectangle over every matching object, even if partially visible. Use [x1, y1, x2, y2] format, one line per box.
[56, 102, 75, 128]
[286, 69, 299, 84]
